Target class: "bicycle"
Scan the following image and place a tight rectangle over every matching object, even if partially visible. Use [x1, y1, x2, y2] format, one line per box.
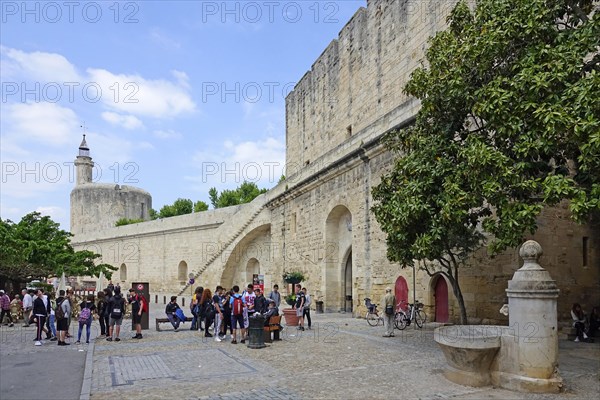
[364, 298, 384, 326]
[394, 300, 426, 330]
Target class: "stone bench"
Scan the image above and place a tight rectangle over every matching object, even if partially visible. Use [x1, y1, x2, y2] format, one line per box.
[155, 317, 193, 331]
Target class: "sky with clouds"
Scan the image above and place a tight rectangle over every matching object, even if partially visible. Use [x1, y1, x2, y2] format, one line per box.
[1, 1, 365, 229]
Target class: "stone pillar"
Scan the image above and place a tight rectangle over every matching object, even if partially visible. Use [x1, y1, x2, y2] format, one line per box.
[493, 240, 562, 392]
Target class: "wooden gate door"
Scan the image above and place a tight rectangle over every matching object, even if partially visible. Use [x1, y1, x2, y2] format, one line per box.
[434, 277, 449, 322]
[394, 276, 408, 310]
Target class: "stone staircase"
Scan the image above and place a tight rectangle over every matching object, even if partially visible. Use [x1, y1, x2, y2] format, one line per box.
[177, 204, 266, 296]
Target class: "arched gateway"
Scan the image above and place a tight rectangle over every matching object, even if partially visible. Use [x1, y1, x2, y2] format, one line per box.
[324, 205, 353, 312]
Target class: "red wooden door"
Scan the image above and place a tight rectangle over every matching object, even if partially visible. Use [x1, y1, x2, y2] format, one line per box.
[434, 276, 449, 322]
[395, 276, 408, 309]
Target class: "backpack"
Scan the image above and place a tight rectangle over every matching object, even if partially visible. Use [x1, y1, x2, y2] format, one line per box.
[55, 299, 65, 319]
[140, 295, 149, 313]
[232, 296, 243, 316]
[79, 306, 92, 322]
[110, 298, 124, 319]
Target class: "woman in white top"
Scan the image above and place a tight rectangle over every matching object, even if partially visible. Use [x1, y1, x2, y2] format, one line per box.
[571, 303, 589, 342]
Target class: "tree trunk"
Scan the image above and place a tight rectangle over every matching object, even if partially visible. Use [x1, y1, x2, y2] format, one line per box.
[446, 274, 468, 325]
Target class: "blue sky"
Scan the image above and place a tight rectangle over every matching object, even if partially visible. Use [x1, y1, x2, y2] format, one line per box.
[1, 1, 365, 229]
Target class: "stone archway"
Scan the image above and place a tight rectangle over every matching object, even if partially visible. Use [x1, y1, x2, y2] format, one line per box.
[246, 258, 260, 283]
[221, 224, 271, 288]
[324, 205, 352, 312]
[178, 261, 188, 284]
[120, 263, 127, 282]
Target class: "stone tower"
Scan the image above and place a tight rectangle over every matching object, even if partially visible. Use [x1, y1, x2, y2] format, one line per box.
[70, 136, 153, 234]
[75, 135, 93, 185]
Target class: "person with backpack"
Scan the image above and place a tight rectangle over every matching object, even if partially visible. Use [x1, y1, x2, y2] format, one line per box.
[107, 287, 125, 342]
[197, 288, 213, 338]
[221, 290, 233, 340]
[129, 288, 147, 339]
[102, 288, 113, 337]
[190, 286, 203, 331]
[241, 284, 256, 341]
[229, 285, 246, 344]
[165, 296, 182, 331]
[97, 291, 107, 337]
[0, 290, 14, 327]
[76, 294, 96, 344]
[55, 290, 71, 346]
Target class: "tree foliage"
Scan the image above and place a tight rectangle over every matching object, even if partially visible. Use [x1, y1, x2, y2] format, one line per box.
[158, 198, 193, 218]
[209, 181, 268, 209]
[115, 218, 145, 226]
[194, 200, 209, 212]
[0, 212, 116, 285]
[372, 0, 599, 324]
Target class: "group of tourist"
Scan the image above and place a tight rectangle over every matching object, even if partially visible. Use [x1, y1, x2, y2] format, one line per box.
[163, 283, 312, 343]
[0, 285, 147, 346]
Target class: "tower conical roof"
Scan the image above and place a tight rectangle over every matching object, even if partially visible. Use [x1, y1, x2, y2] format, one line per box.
[78, 134, 90, 157]
[79, 134, 89, 150]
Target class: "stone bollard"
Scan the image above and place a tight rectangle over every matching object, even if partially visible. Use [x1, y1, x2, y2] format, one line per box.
[492, 240, 562, 392]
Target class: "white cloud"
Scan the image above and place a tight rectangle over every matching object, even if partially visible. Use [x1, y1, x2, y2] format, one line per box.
[3, 102, 79, 146]
[153, 129, 182, 139]
[87, 68, 197, 118]
[171, 70, 190, 90]
[35, 206, 67, 223]
[150, 28, 182, 50]
[1, 47, 196, 120]
[0, 45, 81, 82]
[101, 112, 144, 130]
[189, 136, 285, 188]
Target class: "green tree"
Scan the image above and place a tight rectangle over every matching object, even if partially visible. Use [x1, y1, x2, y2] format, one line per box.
[209, 181, 268, 209]
[208, 187, 219, 209]
[0, 212, 116, 287]
[157, 198, 193, 218]
[372, 0, 599, 324]
[194, 200, 209, 212]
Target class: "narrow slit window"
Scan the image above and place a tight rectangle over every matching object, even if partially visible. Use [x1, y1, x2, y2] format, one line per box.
[582, 237, 589, 267]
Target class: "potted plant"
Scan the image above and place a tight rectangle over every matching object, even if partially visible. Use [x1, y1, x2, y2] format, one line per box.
[285, 293, 296, 306]
[282, 270, 305, 284]
[283, 293, 300, 326]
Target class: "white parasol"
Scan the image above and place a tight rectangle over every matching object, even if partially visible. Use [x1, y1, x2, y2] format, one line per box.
[58, 272, 67, 293]
[96, 271, 105, 293]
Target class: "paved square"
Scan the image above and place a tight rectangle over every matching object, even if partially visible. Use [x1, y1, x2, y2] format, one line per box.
[110, 354, 174, 386]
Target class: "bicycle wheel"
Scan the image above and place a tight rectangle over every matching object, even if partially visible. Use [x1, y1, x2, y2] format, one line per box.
[394, 311, 408, 330]
[415, 310, 426, 328]
[366, 312, 379, 326]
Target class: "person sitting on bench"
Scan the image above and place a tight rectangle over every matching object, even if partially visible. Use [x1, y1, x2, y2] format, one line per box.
[165, 296, 182, 331]
[263, 300, 280, 326]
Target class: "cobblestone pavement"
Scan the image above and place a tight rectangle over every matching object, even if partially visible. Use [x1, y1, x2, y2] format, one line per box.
[86, 307, 599, 400]
[2, 309, 598, 400]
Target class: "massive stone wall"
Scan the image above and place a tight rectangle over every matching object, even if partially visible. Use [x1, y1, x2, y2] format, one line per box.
[277, 0, 599, 323]
[70, 183, 152, 234]
[286, 0, 458, 173]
